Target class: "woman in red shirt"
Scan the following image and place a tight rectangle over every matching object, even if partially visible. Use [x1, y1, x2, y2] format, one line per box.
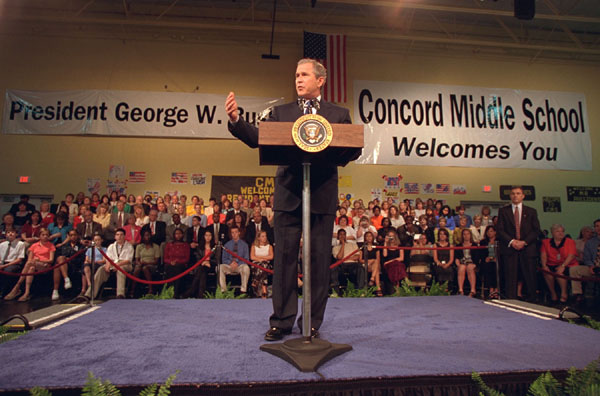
[21, 211, 43, 245]
[164, 228, 190, 298]
[540, 224, 576, 304]
[4, 228, 56, 301]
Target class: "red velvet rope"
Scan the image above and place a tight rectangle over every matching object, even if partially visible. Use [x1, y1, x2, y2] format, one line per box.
[0, 247, 86, 277]
[98, 247, 213, 285]
[373, 245, 490, 251]
[539, 267, 600, 283]
[221, 245, 361, 274]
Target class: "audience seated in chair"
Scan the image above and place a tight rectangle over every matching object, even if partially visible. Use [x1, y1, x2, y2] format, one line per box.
[432, 228, 455, 291]
[480, 225, 499, 299]
[52, 229, 84, 301]
[250, 230, 274, 298]
[105, 201, 131, 243]
[163, 228, 190, 299]
[331, 229, 363, 294]
[86, 228, 134, 299]
[361, 231, 382, 296]
[141, 209, 167, 246]
[245, 207, 273, 247]
[76, 209, 103, 242]
[82, 233, 106, 297]
[129, 230, 160, 297]
[123, 215, 142, 246]
[407, 233, 433, 288]
[21, 211, 43, 246]
[381, 229, 407, 292]
[166, 213, 189, 243]
[540, 223, 576, 304]
[184, 230, 215, 299]
[0, 230, 26, 298]
[5, 228, 55, 301]
[455, 228, 479, 297]
[219, 226, 250, 295]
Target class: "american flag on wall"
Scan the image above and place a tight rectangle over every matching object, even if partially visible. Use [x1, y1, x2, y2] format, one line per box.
[170, 172, 188, 184]
[303, 31, 347, 103]
[128, 171, 146, 184]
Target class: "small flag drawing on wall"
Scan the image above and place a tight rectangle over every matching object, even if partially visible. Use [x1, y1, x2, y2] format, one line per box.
[170, 172, 188, 184]
[128, 171, 146, 184]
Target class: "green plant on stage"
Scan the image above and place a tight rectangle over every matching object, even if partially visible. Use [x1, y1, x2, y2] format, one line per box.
[139, 285, 174, 300]
[0, 325, 28, 345]
[29, 371, 178, 396]
[341, 281, 377, 298]
[391, 280, 450, 297]
[569, 315, 600, 331]
[472, 358, 600, 396]
[204, 283, 246, 299]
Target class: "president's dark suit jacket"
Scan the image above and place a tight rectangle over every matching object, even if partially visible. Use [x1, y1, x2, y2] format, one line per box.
[496, 204, 540, 257]
[229, 101, 361, 215]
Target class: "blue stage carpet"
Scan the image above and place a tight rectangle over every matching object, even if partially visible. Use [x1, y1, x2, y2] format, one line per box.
[1, 296, 599, 391]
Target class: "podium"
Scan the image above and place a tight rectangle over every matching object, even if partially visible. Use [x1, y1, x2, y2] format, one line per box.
[258, 119, 364, 372]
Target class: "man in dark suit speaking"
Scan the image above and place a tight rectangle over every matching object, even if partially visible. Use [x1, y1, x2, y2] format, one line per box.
[496, 186, 541, 301]
[225, 58, 361, 341]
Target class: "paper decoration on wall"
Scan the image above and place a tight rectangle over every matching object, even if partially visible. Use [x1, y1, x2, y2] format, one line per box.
[452, 185, 467, 195]
[436, 184, 451, 194]
[191, 173, 207, 186]
[405, 183, 419, 194]
[108, 165, 125, 180]
[421, 183, 435, 194]
[338, 175, 352, 188]
[107, 180, 127, 195]
[128, 171, 146, 184]
[371, 188, 382, 201]
[382, 189, 400, 202]
[171, 172, 188, 184]
[543, 197, 561, 212]
[107, 165, 127, 194]
[167, 190, 179, 197]
[87, 178, 101, 195]
[144, 191, 160, 201]
[339, 193, 354, 202]
[382, 174, 403, 189]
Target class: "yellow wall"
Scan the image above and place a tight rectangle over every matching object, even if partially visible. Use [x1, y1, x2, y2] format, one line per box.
[0, 33, 598, 235]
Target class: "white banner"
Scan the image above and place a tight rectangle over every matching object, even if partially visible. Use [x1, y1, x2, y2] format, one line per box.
[2, 89, 283, 138]
[353, 81, 592, 170]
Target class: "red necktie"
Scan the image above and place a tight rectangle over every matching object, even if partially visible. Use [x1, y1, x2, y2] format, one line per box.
[514, 206, 521, 240]
[151, 222, 156, 235]
[193, 227, 198, 242]
[118, 213, 123, 228]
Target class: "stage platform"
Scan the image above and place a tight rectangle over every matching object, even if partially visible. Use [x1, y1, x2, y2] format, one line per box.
[1, 296, 599, 395]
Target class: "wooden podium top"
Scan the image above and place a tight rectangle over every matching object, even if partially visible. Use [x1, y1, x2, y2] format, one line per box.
[258, 122, 364, 148]
[258, 122, 364, 166]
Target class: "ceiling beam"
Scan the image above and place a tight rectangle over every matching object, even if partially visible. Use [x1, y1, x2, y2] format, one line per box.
[4, 12, 600, 56]
[319, 0, 600, 24]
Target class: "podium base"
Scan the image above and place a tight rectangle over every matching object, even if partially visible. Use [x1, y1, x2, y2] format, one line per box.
[260, 337, 352, 372]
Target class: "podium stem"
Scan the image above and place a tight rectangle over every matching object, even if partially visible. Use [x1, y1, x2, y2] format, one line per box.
[301, 162, 311, 338]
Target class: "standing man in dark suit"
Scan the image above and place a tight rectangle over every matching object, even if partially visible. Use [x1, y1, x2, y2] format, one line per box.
[496, 186, 541, 301]
[225, 58, 361, 341]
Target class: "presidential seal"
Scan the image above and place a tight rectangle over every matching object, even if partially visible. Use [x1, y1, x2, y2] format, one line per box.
[291, 114, 333, 153]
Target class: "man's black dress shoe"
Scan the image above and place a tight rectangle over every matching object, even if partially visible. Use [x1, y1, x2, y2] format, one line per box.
[310, 328, 319, 339]
[264, 327, 292, 341]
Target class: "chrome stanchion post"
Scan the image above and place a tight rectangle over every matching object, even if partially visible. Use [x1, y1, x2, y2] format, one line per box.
[362, 243, 369, 289]
[90, 242, 95, 307]
[494, 241, 501, 300]
[301, 162, 311, 339]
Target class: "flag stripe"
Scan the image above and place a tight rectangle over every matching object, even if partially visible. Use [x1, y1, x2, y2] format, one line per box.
[304, 31, 347, 103]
